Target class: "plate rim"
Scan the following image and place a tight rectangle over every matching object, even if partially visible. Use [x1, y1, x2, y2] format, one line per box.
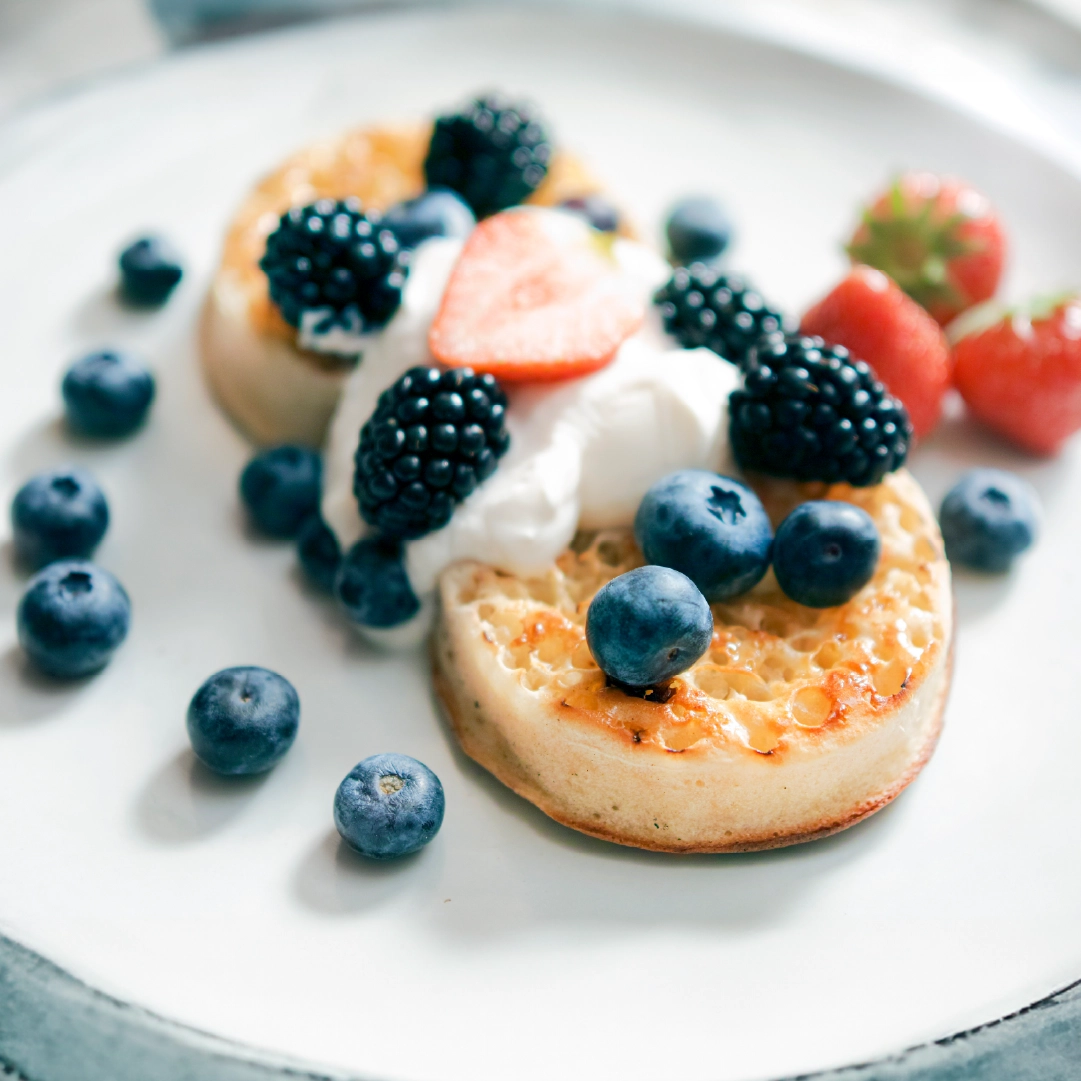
[3, 929, 1080, 1081]
[2, 4, 1081, 1080]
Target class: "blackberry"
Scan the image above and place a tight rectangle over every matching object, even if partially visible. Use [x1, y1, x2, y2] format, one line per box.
[729, 335, 912, 488]
[259, 198, 407, 331]
[425, 95, 552, 219]
[354, 366, 510, 540]
[654, 263, 790, 368]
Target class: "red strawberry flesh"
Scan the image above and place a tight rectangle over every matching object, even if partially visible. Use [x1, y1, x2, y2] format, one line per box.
[429, 209, 645, 382]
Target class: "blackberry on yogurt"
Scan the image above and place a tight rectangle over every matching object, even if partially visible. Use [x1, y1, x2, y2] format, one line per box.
[260, 198, 408, 332]
[729, 335, 912, 488]
[654, 263, 789, 368]
[354, 366, 510, 540]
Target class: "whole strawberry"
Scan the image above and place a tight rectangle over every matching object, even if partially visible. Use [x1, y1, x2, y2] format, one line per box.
[953, 297, 1081, 455]
[847, 172, 1006, 326]
[801, 265, 951, 438]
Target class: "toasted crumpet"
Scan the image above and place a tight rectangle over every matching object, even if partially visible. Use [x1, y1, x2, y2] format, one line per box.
[433, 469, 952, 852]
[201, 121, 611, 445]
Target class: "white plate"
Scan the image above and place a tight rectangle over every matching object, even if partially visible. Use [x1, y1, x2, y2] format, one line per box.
[3, 6, 1081, 1081]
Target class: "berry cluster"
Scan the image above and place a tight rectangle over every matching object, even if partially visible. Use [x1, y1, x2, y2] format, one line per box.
[354, 366, 510, 540]
[260, 198, 407, 331]
[730, 335, 912, 488]
[654, 263, 789, 368]
[425, 95, 552, 219]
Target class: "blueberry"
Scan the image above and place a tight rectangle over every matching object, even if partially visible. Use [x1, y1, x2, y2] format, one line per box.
[772, 501, 880, 608]
[559, 194, 620, 233]
[118, 235, 183, 305]
[62, 350, 155, 437]
[239, 446, 322, 539]
[665, 195, 733, 264]
[334, 753, 445, 859]
[186, 667, 299, 775]
[17, 560, 130, 678]
[334, 535, 419, 628]
[634, 470, 772, 602]
[382, 189, 475, 249]
[11, 466, 109, 569]
[939, 468, 1039, 573]
[586, 565, 713, 689]
[296, 514, 341, 591]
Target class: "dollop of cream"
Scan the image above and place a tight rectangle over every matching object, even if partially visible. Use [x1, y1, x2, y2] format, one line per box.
[322, 215, 739, 646]
[321, 237, 465, 540]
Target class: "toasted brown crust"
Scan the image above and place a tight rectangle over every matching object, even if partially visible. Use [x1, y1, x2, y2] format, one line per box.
[430, 470, 953, 853]
[434, 634, 952, 852]
[200, 121, 617, 446]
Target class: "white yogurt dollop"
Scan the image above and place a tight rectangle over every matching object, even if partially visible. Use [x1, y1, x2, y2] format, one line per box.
[298, 307, 373, 356]
[322, 218, 739, 646]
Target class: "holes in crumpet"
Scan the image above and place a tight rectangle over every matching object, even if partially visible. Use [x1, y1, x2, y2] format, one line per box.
[872, 659, 909, 697]
[522, 670, 546, 691]
[571, 641, 595, 669]
[815, 641, 842, 669]
[790, 686, 832, 728]
[693, 666, 731, 701]
[725, 671, 773, 701]
[663, 721, 709, 751]
[535, 635, 566, 664]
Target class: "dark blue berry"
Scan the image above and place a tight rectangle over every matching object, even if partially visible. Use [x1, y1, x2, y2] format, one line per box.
[772, 501, 880, 608]
[334, 753, 445, 859]
[239, 446, 322, 539]
[17, 560, 130, 678]
[186, 667, 299, 776]
[586, 565, 713, 689]
[939, 468, 1039, 573]
[383, 189, 475, 249]
[62, 350, 155, 438]
[425, 95, 552, 218]
[259, 198, 407, 331]
[118, 236, 183, 305]
[296, 514, 341, 591]
[559, 194, 620, 233]
[666, 196, 733, 264]
[334, 535, 420, 628]
[11, 466, 109, 569]
[655, 263, 788, 368]
[730, 336, 911, 487]
[354, 366, 509, 540]
[634, 471, 772, 602]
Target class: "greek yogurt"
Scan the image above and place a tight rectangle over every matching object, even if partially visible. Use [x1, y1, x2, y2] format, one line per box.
[321, 214, 739, 646]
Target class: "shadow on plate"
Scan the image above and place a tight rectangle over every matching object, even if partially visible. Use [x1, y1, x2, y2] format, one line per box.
[4, 413, 135, 486]
[134, 747, 269, 844]
[291, 828, 441, 916]
[911, 404, 1072, 512]
[952, 566, 1019, 625]
[0, 642, 96, 726]
[67, 282, 164, 340]
[422, 680, 909, 939]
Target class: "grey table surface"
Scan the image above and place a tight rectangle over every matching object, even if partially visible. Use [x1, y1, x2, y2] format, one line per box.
[3, 2, 1081, 1079]
[2, 930, 1080, 1080]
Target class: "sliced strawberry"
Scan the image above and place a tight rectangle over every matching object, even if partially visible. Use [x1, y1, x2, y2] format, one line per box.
[847, 172, 1006, 326]
[801, 265, 951, 438]
[429, 208, 644, 381]
[953, 297, 1081, 455]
